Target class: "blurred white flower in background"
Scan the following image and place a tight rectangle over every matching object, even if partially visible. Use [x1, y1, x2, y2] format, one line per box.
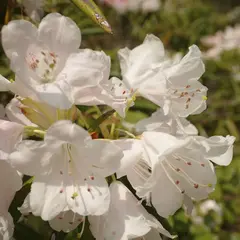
[18, 0, 44, 22]
[191, 200, 222, 226]
[100, 0, 161, 13]
[201, 24, 240, 59]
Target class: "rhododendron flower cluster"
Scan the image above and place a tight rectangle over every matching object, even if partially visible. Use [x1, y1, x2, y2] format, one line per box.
[0, 13, 235, 240]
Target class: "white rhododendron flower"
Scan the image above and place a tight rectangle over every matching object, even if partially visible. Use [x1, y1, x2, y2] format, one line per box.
[117, 132, 235, 217]
[10, 120, 123, 220]
[100, 0, 160, 13]
[1, 13, 129, 116]
[118, 34, 207, 117]
[89, 181, 174, 240]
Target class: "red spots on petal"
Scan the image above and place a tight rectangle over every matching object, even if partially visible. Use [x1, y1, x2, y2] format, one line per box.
[186, 85, 191, 88]
[87, 187, 91, 192]
[60, 189, 63, 193]
[90, 176, 95, 180]
[58, 217, 63, 220]
[201, 163, 205, 167]
[176, 168, 180, 172]
[184, 92, 188, 96]
[181, 190, 185, 194]
[122, 90, 126, 95]
[187, 162, 192, 166]
[175, 180, 180, 185]
[196, 89, 201, 92]
[194, 184, 199, 189]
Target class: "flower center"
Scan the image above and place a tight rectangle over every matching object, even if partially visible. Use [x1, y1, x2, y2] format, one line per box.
[26, 44, 59, 83]
[169, 84, 207, 109]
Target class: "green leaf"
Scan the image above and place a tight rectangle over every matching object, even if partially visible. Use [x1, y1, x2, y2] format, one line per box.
[70, 0, 112, 34]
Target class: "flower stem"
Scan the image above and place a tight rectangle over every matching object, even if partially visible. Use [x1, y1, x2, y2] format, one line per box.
[77, 217, 86, 239]
[110, 112, 117, 139]
[111, 174, 116, 182]
[93, 106, 102, 116]
[78, 110, 90, 129]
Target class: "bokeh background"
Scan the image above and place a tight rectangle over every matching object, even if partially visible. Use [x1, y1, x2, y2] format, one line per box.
[0, 0, 240, 239]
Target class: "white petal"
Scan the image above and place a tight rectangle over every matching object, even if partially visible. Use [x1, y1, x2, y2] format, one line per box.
[10, 140, 54, 176]
[118, 47, 130, 76]
[5, 98, 37, 126]
[0, 160, 22, 211]
[45, 120, 91, 146]
[18, 194, 31, 215]
[1, 20, 37, 60]
[161, 159, 214, 201]
[140, 229, 162, 240]
[119, 34, 165, 89]
[194, 135, 235, 166]
[114, 139, 142, 178]
[89, 140, 123, 177]
[142, 132, 188, 168]
[38, 13, 81, 55]
[0, 213, 14, 240]
[65, 173, 110, 216]
[170, 81, 208, 117]
[150, 165, 184, 218]
[0, 120, 24, 159]
[89, 182, 173, 240]
[166, 147, 217, 187]
[34, 83, 72, 109]
[136, 110, 197, 136]
[49, 210, 83, 233]
[0, 75, 10, 92]
[30, 173, 67, 220]
[57, 50, 128, 116]
[183, 195, 194, 215]
[178, 117, 198, 136]
[165, 45, 205, 86]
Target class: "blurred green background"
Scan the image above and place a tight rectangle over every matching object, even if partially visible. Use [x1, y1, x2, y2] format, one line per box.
[0, 0, 240, 239]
